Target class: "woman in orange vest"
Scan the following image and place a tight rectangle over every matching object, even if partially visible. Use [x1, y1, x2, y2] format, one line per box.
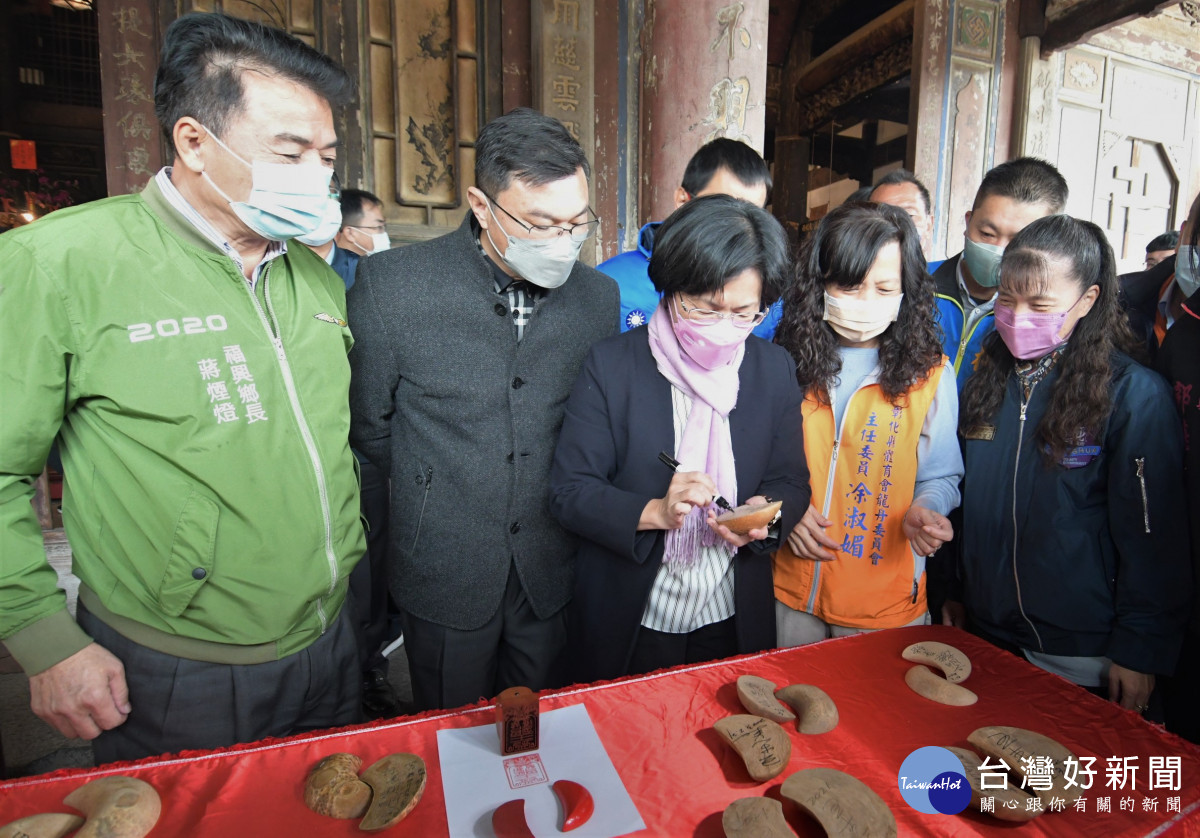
[773, 202, 963, 644]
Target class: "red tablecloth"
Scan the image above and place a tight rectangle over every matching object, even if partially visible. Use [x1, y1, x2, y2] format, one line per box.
[2, 626, 1198, 836]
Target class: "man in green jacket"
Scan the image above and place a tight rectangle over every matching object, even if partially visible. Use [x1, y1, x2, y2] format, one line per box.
[0, 13, 366, 762]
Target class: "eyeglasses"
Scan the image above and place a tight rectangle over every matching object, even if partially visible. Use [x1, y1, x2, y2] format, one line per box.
[347, 223, 387, 233]
[677, 295, 766, 327]
[328, 170, 342, 199]
[484, 192, 600, 242]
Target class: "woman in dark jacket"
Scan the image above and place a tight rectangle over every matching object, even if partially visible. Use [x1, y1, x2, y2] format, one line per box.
[549, 195, 810, 683]
[950, 214, 1190, 714]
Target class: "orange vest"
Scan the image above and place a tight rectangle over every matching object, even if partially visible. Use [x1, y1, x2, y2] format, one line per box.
[773, 361, 945, 629]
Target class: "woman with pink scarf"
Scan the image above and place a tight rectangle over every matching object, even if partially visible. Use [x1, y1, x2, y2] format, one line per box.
[550, 195, 811, 683]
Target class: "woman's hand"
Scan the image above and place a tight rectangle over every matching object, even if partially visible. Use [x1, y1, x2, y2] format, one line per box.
[903, 505, 953, 557]
[706, 495, 770, 548]
[786, 503, 839, 561]
[1108, 664, 1155, 713]
[638, 470, 718, 531]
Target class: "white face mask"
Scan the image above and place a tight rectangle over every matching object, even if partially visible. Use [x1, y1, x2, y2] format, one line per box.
[295, 197, 344, 246]
[823, 292, 904, 343]
[483, 198, 582, 289]
[368, 231, 391, 254]
[201, 126, 333, 241]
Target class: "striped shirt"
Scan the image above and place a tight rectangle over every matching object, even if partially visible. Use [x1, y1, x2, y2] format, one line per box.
[640, 386, 736, 633]
[154, 168, 287, 287]
[475, 231, 541, 341]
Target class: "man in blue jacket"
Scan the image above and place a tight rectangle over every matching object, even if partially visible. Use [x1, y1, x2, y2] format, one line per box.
[933, 158, 1068, 389]
[869, 169, 942, 273]
[598, 138, 779, 338]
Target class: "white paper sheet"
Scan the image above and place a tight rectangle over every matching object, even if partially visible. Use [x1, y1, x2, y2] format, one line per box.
[436, 703, 645, 837]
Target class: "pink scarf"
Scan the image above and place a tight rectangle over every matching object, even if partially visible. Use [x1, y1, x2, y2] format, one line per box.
[647, 303, 742, 567]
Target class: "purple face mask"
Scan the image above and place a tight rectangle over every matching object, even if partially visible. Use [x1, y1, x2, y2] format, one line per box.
[993, 293, 1087, 360]
[670, 298, 754, 370]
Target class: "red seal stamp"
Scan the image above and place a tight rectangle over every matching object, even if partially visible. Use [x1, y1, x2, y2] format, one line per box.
[503, 754, 549, 789]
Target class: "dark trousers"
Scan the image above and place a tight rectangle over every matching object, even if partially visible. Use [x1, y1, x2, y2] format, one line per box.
[350, 459, 392, 675]
[627, 616, 738, 678]
[78, 602, 360, 764]
[400, 562, 566, 711]
[1162, 629, 1200, 744]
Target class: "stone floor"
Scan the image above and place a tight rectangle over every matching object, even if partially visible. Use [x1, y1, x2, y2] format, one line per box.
[0, 531, 413, 779]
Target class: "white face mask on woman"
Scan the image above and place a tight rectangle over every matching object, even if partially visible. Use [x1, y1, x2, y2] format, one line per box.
[823, 292, 904, 343]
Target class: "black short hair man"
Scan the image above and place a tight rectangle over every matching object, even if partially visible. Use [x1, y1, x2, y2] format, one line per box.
[1145, 230, 1179, 270]
[0, 13, 366, 762]
[870, 168, 939, 269]
[931, 157, 1068, 389]
[346, 107, 619, 711]
[598, 138, 777, 336]
[1119, 214, 1195, 363]
[1155, 192, 1200, 744]
[300, 187, 386, 289]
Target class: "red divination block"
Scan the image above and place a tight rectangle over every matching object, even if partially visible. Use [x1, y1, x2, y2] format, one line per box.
[495, 686, 539, 755]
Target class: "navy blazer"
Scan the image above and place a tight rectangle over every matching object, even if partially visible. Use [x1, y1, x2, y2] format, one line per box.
[330, 243, 361, 291]
[549, 327, 811, 683]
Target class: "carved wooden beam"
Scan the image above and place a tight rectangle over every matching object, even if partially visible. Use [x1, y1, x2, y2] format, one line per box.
[1018, 0, 1046, 38]
[795, 0, 913, 95]
[1039, 0, 1178, 56]
[794, 37, 912, 134]
[794, 0, 856, 30]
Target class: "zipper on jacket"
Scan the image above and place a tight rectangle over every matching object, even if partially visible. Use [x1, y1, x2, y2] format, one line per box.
[954, 309, 994, 376]
[1011, 381, 1044, 652]
[1135, 457, 1151, 533]
[806, 382, 863, 614]
[411, 466, 433, 552]
[245, 264, 340, 634]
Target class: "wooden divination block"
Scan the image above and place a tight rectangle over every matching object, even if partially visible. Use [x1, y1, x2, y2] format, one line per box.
[713, 715, 791, 782]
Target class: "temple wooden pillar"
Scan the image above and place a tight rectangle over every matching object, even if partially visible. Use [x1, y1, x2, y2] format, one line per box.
[97, 0, 167, 196]
[638, 0, 770, 225]
[909, 0, 1020, 261]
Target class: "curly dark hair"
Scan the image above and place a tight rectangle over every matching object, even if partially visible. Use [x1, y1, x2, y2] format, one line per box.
[959, 214, 1139, 462]
[774, 202, 943, 405]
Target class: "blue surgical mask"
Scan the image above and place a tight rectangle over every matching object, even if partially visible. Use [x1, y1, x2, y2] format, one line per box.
[483, 198, 582, 289]
[1175, 246, 1198, 298]
[295, 197, 344, 246]
[201, 126, 333, 241]
[962, 235, 1004, 289]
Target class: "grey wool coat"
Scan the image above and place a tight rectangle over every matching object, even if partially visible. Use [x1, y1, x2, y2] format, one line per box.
[346, 214, 619, 630]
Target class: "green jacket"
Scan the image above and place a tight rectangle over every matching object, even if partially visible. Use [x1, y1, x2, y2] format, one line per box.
[0, 178, 366, 674]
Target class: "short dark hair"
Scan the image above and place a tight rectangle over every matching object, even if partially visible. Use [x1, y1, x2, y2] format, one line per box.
[474, 108, 589, 196]
[1146, 231, 1179, 253]
[680, 138, 772, 199]
[871, 168, 932, 216]
[339, 189, 382, 227]
[845, 185, 875, 204]
[973, 157, 1068, 213]
[155, 13, 354, 155]
[648, 194, 790, 308]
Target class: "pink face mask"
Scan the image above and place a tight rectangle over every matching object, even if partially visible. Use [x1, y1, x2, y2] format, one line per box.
[993, 293, 1086, 360]
[670, 298, 753, 370]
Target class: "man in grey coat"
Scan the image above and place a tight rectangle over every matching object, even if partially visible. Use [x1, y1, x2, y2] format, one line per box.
[347, 109, 619, 710]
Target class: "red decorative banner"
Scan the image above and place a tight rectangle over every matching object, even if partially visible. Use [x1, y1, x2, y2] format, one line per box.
[10, 139, 37, 170]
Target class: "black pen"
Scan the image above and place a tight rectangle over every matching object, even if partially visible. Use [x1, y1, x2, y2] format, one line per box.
[657, 451, 734, 512]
